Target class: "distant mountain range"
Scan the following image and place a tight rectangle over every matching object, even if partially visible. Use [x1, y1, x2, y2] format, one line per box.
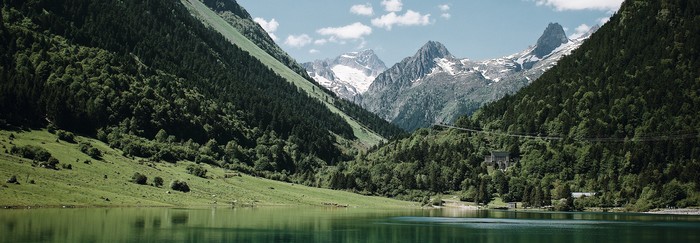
[307, 23, 597, 131]
[302, 50, 386, 101]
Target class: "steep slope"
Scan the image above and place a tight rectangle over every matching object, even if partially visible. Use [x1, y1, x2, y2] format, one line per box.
[182, 0, 402, 143]
[360, 41, 458, 132]
[0, 0, 394, 187]
[199, 0, 311, 79]
[303, 50, 387, 101]
[333, 0, 700, 210]
[469, 0, 700, 210]
[361, 23, 593, 131]
[0, 130, 413, 208]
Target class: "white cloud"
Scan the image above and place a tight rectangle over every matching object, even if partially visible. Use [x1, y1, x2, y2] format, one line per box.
[314, 39, 328, 45]
[356, 39, 368, 50]
[438, 4, 450, 19]
[309, 49, 320, 54]
[438, 4, 450, 12]
[598, 16, 611, 25]
[253, 17, 280, 41]
[317, 22, 372, 40]
[534, 0, 623, 11]
[381, 0, 403, 12]
[569, 24, 590, 39]
[371, 10, 431, 30]
[284, 34, 313, 48]
[350, 3, 374, 16]
[253, 17, 279, 32]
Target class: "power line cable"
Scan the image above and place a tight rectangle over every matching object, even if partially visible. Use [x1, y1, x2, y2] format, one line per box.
[433, 123, 700, 143]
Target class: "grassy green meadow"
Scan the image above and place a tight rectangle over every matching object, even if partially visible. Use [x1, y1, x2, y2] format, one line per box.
[0, 129, 414, 208]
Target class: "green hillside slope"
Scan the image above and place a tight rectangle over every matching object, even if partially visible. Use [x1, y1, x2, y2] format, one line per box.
[0, 130, 413, 208]
[468, 0, 700, 210]
[181, 0, 398, 147]
[328, 0, 700, 211]
[0, 0, 396, 188]
[199, 0, 311, 80]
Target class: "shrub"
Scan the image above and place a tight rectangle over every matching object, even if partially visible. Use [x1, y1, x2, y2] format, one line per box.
[47, 124, 57, 133]
[153, 176, 164, 187]
[40, 157, 60, 170]
[421, 196, 430, 206]
[170, 180, 190, 192]
[195, 154, 218, 166]
[554, 197, 574, 211]
[96, 128, 108, 142]
[62, 164, 73, 170]
[661, 180, 687, 208]
[6, 175, 19, 184]
[56, 130, 76, 143]
[131, 172, 148, 185]
[186, 164, 207, 178]
[460, 186, 476, 202]
[10, 145, 52, 162]
[79, 142, 102, 160]
[152, 147, 176, 163]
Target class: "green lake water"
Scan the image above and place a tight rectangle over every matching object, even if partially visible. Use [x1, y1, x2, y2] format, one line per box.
[1, 207, 699, 242]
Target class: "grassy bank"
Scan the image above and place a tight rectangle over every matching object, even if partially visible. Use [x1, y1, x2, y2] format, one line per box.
[0, 130, 414, 209]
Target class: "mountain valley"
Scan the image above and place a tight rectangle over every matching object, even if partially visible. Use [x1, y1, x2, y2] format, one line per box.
[0, 0, 698, 213]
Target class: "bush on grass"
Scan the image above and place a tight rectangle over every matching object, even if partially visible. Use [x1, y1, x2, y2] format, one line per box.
[170, 180, 190, 192]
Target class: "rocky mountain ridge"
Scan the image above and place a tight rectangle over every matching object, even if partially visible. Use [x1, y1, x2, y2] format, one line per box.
[303, 50, 387, 101]
[360, 23, 597, 131]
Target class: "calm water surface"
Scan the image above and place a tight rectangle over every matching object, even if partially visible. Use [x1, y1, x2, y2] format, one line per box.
[1, 207, 699, 242]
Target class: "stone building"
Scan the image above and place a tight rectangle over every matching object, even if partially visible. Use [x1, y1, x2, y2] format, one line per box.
[484, 151, 516, 171]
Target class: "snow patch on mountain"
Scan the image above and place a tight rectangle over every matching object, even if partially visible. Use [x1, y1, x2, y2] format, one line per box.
[303, 50, 387, 100]
[331, 65, 376, 93]
[434, 58, 456, 75]
[360, 22, 598, 131]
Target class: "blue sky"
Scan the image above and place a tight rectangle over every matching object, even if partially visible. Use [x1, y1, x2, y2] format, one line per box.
[237, 0, 623, 65]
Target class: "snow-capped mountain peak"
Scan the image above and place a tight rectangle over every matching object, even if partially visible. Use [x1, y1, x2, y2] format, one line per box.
[303, 50, 387, 100]
[533, 23, 569, 58]
[360, 22, 597, 131]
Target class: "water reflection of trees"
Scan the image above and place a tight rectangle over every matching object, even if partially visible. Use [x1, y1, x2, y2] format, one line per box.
[171, 213, 189, 225]
[1, 208, 698, 242]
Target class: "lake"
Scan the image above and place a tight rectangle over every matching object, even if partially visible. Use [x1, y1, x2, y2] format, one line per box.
[1, 207, 699, 242]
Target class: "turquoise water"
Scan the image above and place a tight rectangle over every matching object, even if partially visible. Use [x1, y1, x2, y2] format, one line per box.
[1, 208, 699, 242]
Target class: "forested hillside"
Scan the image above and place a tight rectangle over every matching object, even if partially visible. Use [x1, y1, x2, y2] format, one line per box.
[0, 0, 399, 184]
[193, 0, 405, 140]
[329, 0, 700, 210]
[470, 0, 700, 210]
[199, 0, 311, 80]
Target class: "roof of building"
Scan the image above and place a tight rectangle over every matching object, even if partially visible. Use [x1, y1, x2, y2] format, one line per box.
[572, 192, 597, 198]
[491, 151, 510, 157]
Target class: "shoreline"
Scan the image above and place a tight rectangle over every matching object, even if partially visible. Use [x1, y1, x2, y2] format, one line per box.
[645, 208, 700, 215]
[4, 203, 700, 216]
[0, 203, 394, 210]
